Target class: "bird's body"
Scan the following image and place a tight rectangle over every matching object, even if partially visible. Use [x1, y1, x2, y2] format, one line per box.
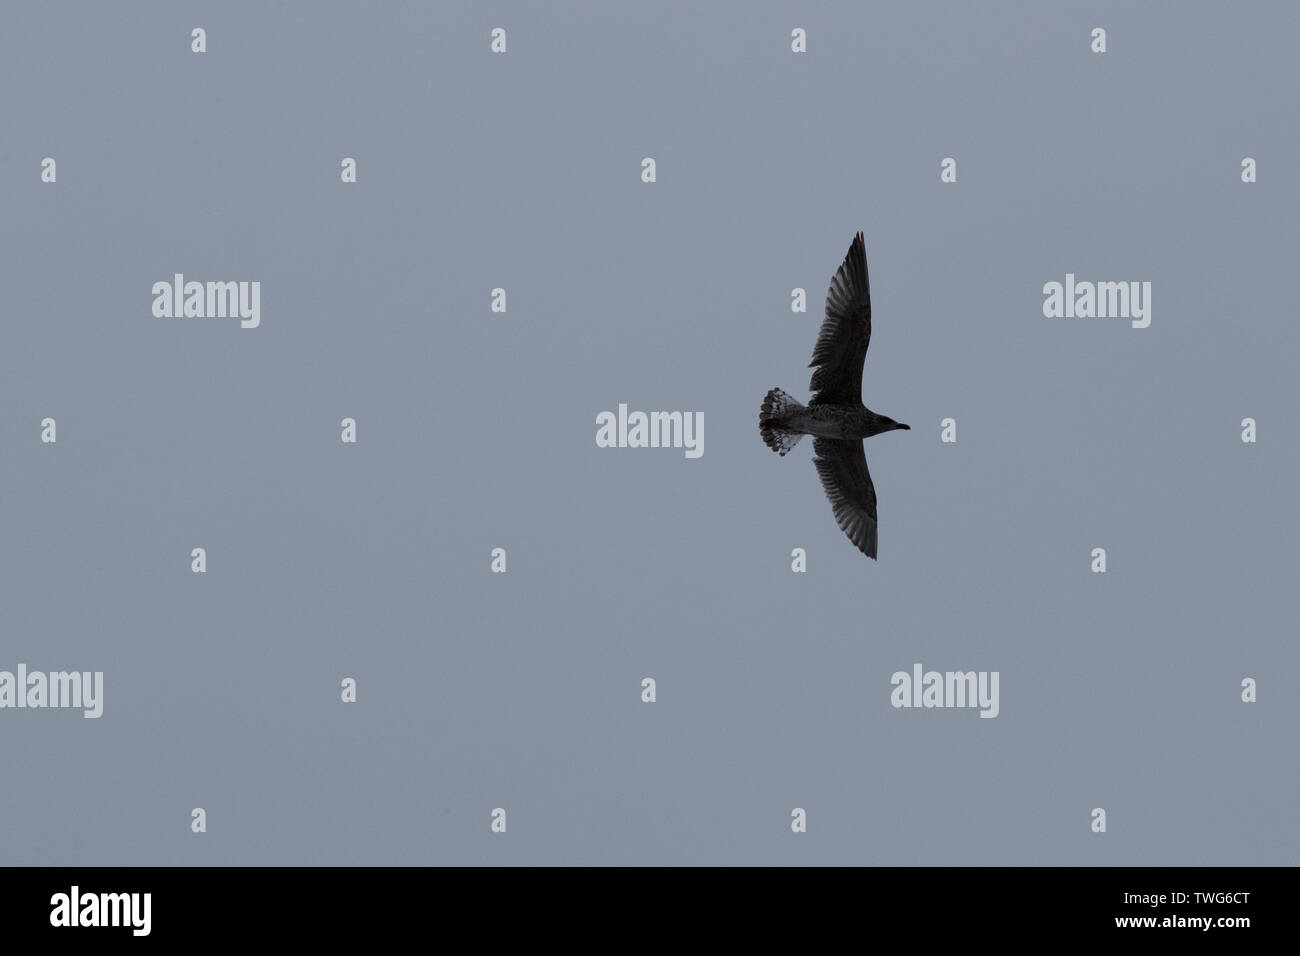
[778, 402, 901, 442]
[759, 232, 908, 559]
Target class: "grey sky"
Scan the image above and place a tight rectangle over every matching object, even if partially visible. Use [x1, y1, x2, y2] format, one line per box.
[0, 0, 1295, 865]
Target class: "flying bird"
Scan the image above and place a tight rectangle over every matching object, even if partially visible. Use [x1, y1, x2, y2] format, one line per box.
[759, 232, 909, 559]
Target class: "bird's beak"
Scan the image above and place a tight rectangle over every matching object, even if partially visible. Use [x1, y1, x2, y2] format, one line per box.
[897, 423, 911, 430]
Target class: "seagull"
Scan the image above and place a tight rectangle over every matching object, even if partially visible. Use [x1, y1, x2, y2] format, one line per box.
[759, 232, 909, 559]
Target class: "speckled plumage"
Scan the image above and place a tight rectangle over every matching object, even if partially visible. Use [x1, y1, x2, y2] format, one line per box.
[759, 232, 909, 559]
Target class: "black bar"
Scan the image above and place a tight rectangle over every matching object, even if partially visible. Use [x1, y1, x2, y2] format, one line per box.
[0, 866, 1282, 941]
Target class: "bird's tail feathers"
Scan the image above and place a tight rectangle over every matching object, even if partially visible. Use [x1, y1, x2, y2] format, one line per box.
[760, 387, 805, 456]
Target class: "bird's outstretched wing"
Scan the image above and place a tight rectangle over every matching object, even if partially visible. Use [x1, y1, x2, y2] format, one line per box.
[812, 437, 878, 559]
[808, 231, 871, 407]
